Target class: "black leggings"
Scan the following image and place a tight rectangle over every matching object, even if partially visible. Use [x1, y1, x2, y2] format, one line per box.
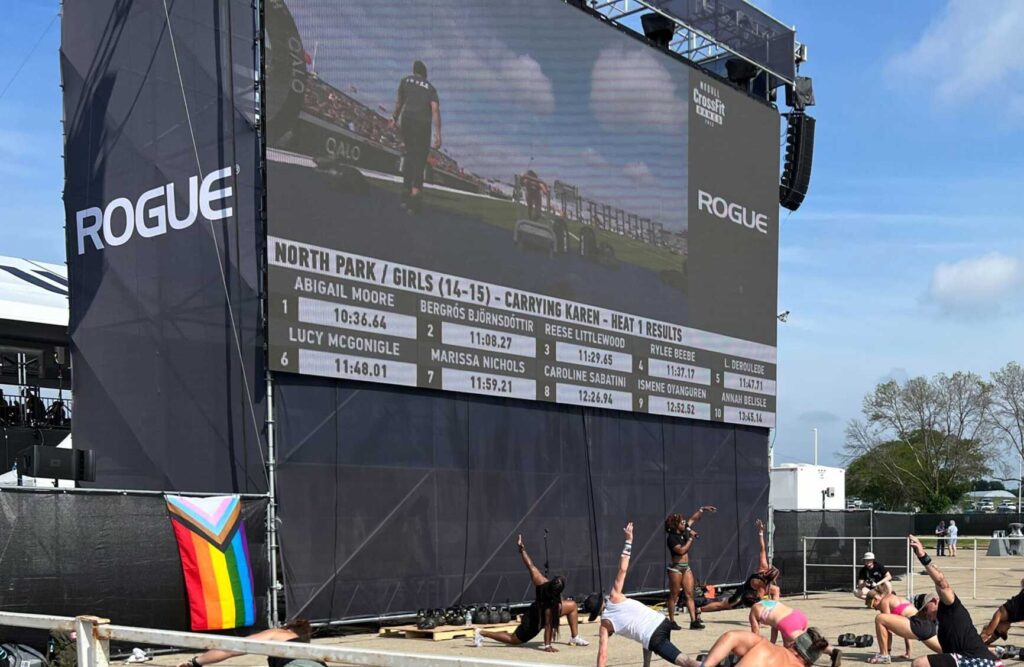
[401, 120, 431, 192]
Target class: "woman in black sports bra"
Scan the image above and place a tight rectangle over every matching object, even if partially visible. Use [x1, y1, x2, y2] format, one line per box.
[666, 505, 716, 630]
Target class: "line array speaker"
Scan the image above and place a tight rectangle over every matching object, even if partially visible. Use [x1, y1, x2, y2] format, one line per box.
[779, 112, 815, 211]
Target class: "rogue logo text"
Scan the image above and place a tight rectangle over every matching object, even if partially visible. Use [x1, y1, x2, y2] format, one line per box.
[74, 167, 235, 255]
[697, 190, 769, 235]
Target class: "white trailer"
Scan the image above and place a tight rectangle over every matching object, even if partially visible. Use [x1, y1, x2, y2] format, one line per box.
[769, 463, 845, 510]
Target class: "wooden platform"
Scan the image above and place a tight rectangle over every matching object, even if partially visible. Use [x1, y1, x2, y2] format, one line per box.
[378, 622, 518, 641]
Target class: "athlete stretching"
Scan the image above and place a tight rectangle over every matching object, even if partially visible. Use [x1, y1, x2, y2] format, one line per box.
[700, 520, 779, 614]
[588, 522, 698, 667]
[980, 578, 1024, 644]
[700, 629, 830, 667]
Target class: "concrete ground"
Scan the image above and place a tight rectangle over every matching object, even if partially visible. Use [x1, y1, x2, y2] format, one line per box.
[149, 555, 1024, 667]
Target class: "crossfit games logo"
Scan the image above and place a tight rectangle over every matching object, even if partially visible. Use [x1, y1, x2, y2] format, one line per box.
[74, 167, 235, 255]
[693, 80, 725, 127]
[697, 190, 769, 235]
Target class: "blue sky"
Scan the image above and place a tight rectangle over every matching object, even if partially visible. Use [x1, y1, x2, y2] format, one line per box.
[2, 1, 1023, 469]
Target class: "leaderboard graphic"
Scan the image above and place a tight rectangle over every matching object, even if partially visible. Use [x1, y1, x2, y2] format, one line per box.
[265, 0, 780, 427]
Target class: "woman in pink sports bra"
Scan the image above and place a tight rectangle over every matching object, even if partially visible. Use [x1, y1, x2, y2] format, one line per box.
[865, 590, 924, 662]
[749, 600, 841, 667]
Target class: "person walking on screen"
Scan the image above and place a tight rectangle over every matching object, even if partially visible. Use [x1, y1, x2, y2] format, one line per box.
[935, 520, 946, 557]
[520, 169, 548, 221]
[906, 534, 999, 667]
[390, 60, 441, 214]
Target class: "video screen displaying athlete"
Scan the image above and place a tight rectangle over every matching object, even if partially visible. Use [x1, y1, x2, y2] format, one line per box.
[390, 60, 442, 214]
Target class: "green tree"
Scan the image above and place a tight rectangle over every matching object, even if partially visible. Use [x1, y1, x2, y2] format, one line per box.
[846, 434, 978, 511]
[845, 373, 995, 512]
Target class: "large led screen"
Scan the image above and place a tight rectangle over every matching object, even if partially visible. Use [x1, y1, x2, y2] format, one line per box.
[265, 0, 779, 427]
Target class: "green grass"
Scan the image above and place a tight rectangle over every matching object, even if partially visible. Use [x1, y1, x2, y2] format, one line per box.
[372, 179, 686, 276]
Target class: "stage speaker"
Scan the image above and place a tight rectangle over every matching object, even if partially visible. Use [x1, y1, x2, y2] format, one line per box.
[641, 13, 675, 49]
[779, 112, 815, 211]
[54, 346, 67, 365]
[785, 75, 816, 110]
[16, 446, 96, 482]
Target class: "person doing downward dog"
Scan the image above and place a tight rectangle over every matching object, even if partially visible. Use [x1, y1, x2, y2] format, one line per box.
[589, 522, 698, 667]
[474, 534, 588, 651]
[699, 629, 831, 667]
[907, 534, 999, 667]
[665, 505, 716, 630]
[980, 578, 1024, 644]
[865, 590, 939, 663]
[749, 599, 843, 667]
[700, 520, 780, 614]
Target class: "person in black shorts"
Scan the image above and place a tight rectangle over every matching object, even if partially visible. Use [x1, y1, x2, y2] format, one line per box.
[907, 534, 1000, 667]
[473, 534, 588, 651]
[700, 520, 780, 614]
[588, 522, 699, 667]
[980, 578, 1024, 644]
[666, 505, 716, 630]
[390, 60, 441, 214]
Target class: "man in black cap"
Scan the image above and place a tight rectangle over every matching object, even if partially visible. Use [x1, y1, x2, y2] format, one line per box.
[390, 60, 441, 213]
[907, 534, 999, 667]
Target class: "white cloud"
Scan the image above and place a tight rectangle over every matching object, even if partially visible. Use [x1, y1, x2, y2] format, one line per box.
[888, 1, 1024, 111]
[928, 252, 1024, 314]
[492, 54, 556, 115]
[590, 45, 686, 130]
[580, 148, 609, 169]
[623, 161, 653, 184]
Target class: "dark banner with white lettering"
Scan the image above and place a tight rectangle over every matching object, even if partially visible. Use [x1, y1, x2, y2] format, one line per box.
[61, 0, 265, 491]
[264, 0, 779, 428]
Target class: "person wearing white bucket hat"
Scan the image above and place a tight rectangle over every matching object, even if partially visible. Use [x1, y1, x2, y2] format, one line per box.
[855, 551, 893, 599]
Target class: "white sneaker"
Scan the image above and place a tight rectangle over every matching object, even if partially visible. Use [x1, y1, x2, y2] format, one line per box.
[472, 628, 483, 648]
[569, 636, 590, 647]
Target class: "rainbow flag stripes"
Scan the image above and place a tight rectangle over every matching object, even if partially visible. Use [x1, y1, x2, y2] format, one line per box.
[165, 495, 256, 630]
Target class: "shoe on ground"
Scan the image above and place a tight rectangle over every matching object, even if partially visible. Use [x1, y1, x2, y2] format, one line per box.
[569, 635, 589, 646]
[669, 621, 683, 631]
[690, 619, 705, 630]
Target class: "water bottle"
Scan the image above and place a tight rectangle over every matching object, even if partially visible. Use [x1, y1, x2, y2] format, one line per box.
[464, 608, 473, 626]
